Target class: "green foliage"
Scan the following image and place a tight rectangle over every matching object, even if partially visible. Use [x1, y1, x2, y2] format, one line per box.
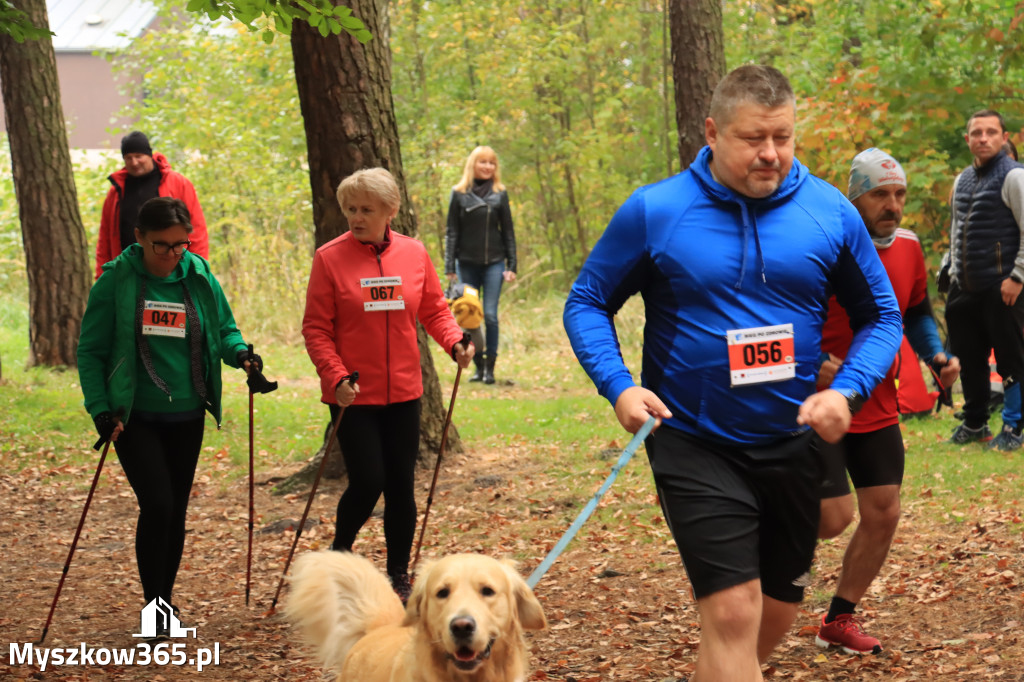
[0, 0, 53, 42]
[0, 135, 111, 306]
[183, 0, 371, 44]
[724, 0, 1024, 261]
[0, 138, 22, 293]
[108, 16, 313, 341]
[392, 0, 676, 292]
[4, 0, 1021, 339]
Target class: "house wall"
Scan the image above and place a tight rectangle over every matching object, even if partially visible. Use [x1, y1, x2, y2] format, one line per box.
[0, 51, 141, 150]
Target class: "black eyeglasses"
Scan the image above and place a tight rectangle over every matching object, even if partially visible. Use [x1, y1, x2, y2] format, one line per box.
[146, 240, 191, 256]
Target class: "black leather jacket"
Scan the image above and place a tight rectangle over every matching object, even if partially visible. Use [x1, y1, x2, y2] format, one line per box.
[444, 188, 517, 274]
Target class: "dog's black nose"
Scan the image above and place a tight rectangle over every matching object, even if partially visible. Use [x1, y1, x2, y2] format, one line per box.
[450, 616, 477, 640]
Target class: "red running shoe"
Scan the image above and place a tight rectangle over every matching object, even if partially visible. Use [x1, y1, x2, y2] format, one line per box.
[815, 613, 882, 654]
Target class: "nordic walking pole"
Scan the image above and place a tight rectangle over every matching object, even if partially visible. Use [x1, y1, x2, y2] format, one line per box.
[526, 416, 656, 590]
[244, 344, 278, 606]
[268, 371, 357, 613]
[247, 383, 255, 606]
[38, 434, 114, 643]
[412, 333, 472, 572]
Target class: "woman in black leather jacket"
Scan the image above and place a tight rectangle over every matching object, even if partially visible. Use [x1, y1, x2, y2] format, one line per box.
[444, 146, 517, 384]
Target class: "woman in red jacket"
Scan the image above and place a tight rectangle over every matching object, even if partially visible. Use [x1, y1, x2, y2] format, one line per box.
[302, 167, 473, 602]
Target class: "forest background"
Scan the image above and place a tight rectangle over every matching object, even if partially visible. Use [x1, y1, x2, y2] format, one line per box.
[1, 3, 1024, 678]
[2, 0, 1023, 347]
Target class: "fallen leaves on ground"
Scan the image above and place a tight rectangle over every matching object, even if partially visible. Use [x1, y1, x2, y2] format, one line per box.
[1, 430, 1022, 681]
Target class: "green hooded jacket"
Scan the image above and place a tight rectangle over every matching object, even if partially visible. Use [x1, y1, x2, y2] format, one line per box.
[78, 244, 248, 427]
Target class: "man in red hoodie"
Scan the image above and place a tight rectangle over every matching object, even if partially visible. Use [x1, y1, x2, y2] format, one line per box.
[95, 131, 208, 278]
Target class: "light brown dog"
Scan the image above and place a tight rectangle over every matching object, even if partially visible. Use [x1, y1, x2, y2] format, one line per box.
[284, 551, 547, 682]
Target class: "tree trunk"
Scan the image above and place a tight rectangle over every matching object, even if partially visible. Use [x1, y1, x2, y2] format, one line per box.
[278, 0, 460, 492]
[668, 0, 725, 170]
[0, 0, 90, 367]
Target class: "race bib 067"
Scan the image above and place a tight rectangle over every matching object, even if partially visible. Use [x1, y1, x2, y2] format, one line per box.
[361, 276, 405, 311]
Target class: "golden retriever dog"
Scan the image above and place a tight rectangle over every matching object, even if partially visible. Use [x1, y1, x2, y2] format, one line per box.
[284, 551, 547, 682]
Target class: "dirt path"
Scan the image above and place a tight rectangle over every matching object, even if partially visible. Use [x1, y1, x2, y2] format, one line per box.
[2, 430, 1022, 680]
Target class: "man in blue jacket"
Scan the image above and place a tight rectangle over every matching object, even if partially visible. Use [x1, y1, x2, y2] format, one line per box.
[563, 65, 902, 681]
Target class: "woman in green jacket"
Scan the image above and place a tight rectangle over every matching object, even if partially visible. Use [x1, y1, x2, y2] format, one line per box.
[78, 196, 261, 632]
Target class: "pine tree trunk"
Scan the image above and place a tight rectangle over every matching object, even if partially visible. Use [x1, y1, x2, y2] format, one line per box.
[278, 0, 460, 492]
[0, 0, 90, 367]
[668, 0, 725, 170]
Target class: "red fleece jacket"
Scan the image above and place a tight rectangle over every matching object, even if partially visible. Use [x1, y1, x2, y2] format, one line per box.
[303, 228, 464, 406]
[95, 152, 208, 279]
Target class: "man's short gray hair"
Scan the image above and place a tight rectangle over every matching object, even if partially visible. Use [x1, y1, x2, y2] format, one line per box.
[708, 65, 795, 128]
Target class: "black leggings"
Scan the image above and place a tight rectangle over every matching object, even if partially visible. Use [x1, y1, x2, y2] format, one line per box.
[114, 414, 204, 605]
[329, 399, 420, 576]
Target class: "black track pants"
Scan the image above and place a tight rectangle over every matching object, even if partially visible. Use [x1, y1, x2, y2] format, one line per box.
[946, 282, 1024, 427]
[114, 414, 204, 605]
[328, 399, 421, 576]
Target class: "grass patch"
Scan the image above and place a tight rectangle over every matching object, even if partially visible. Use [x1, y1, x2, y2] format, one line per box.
[3, 281, 1023, 526]
[900, 413, 1024, 519]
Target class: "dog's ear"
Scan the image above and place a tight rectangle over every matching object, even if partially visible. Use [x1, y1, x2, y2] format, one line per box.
[501, 560, 547, 631]
[402, 560, 433, 626]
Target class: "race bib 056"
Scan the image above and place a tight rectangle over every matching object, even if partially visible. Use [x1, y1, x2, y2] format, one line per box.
[726, 323, 796, 386]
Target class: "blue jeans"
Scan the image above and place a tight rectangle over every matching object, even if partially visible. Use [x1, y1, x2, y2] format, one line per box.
[1003, 382, 1022, 428]
[456, 260, 504, 356]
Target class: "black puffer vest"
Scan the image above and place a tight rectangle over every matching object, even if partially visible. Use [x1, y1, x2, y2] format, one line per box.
[952, 151, 1021, 292]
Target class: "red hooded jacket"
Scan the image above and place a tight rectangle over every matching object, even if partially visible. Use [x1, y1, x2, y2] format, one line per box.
[95, 152, 208, 278]
[303, 228, 464, 406]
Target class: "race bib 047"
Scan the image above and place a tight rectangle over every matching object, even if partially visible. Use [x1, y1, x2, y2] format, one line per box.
[142, 300, 187, 338]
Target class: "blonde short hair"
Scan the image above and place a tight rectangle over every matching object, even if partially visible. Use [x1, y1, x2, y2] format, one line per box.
[453, 146, 506, 193]
[336, 167, 401, 215]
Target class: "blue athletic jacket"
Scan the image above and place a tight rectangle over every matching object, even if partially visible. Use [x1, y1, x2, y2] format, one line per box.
[563, 146, 902, 447]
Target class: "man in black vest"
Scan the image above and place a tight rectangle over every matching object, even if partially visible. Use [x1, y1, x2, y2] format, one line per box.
[945, 110, 1024, 444]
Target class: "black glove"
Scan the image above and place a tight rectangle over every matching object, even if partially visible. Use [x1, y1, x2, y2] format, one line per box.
[240, 345, 278, 395]
[93, 412, 116, 450]
[237, 348, 264, 373]
[451, 331, 473, 360]
[929, 356, 954, 410]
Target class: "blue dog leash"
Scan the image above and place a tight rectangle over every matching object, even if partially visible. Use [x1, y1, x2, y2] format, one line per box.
[526, 416, 657, 590]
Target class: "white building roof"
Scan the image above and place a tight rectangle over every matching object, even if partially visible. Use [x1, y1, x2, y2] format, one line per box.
[47, 0, 156, 52]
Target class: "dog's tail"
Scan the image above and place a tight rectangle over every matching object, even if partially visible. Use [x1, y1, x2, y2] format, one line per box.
[283, 550, 405, 672]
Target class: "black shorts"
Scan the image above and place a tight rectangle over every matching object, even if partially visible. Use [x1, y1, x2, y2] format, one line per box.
[645, 426, 821, 603]
[819, 423, 904, 499]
